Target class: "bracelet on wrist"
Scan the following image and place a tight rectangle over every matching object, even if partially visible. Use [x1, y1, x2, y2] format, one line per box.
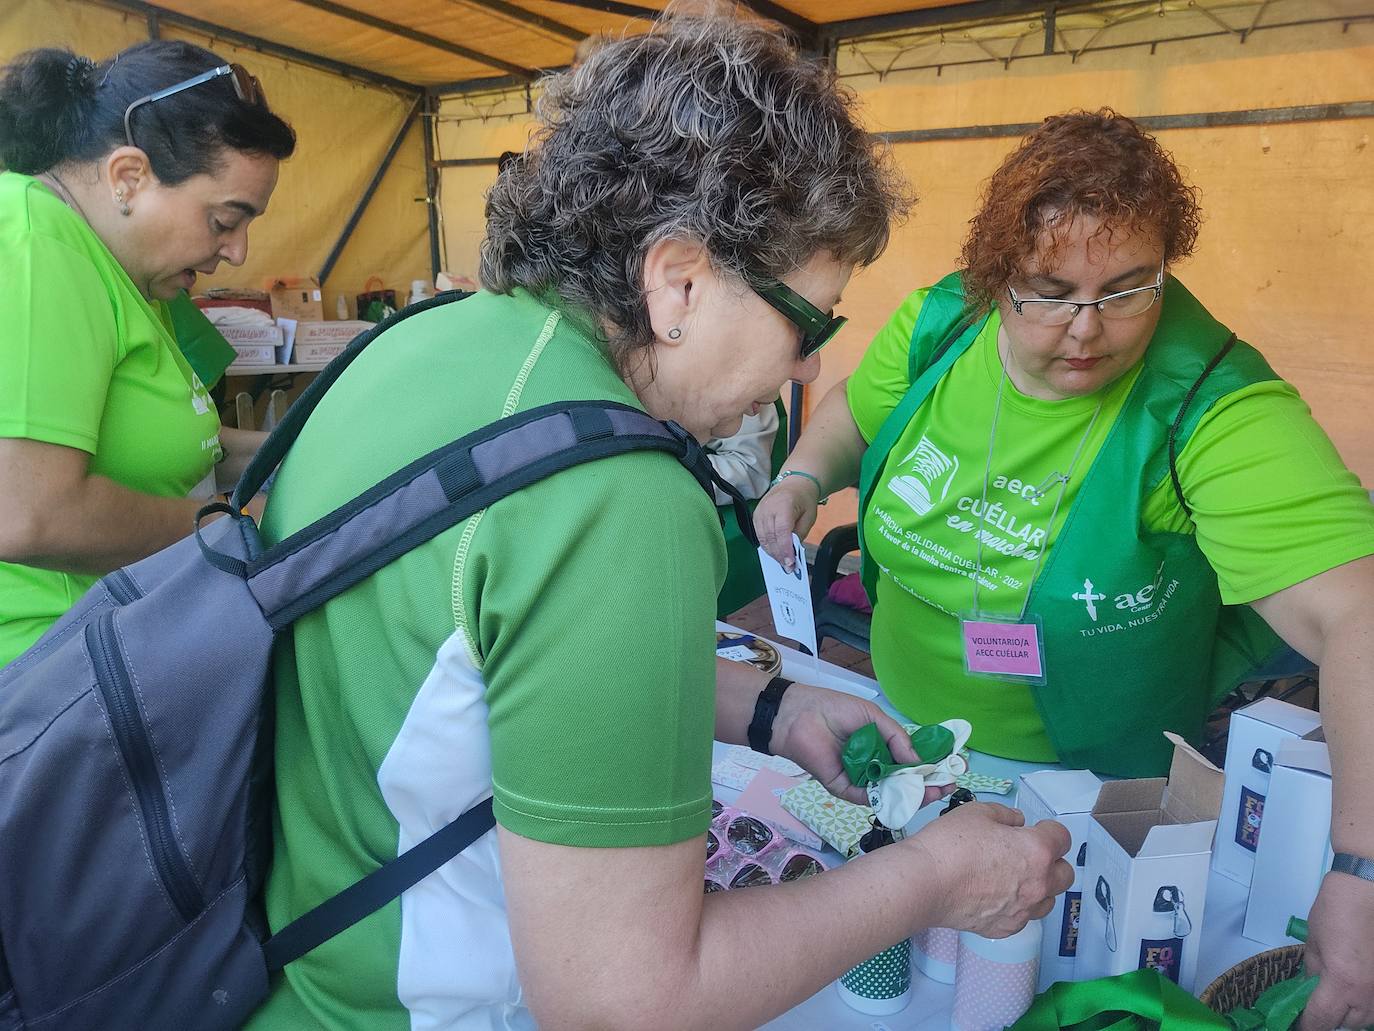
[1332, 852, 1374, 883]
[747, 676, 794, 756]
[770, 469, 827, 504]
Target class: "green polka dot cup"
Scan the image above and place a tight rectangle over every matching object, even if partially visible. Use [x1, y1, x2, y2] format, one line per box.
[836, 937, 912, 1015]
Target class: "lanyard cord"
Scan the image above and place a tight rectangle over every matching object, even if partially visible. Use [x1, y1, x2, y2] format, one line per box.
[972, 343, 1104, 620]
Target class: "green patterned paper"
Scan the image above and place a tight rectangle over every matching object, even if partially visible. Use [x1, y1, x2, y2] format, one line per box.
[779, 766, 1014, 859]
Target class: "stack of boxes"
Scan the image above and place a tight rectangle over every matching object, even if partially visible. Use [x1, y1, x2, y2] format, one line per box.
[222, 322, 283, 368]
[258, 277, 369, 367]
[1012, 701, 1327, 992]
[1208, 698, 1329, 948]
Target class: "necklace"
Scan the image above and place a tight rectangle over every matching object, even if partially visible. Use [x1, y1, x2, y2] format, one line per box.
[971, 343, 1104, 620]
[39, 171, 93, 224]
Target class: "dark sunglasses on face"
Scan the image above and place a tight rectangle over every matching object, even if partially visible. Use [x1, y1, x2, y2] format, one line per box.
[124, 63, 264, 149]
[747, 277, 846, 359]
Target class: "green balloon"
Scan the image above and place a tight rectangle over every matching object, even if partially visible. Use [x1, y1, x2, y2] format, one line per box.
[842, 722, 959, 788]
[910, 724, 955, 764]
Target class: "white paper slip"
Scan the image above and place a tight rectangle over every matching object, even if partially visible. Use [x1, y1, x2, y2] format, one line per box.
[716, 645, 757, 663]
[758, 533, 819, 659]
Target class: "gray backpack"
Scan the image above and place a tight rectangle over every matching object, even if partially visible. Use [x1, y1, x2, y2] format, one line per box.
[0, 294, 754, 1030]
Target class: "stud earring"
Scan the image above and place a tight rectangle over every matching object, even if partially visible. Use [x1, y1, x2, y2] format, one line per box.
[667, 327, 682, 340]
[115, 190, 130, 216]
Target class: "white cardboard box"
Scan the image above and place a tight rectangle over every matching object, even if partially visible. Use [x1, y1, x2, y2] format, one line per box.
[1243, 736, 1333, 947]
[1213, 698, 1321, 888]
[1077, 734, 1222, 992]
[1017, 769, 1103, 990]
[227, 342, 276, 367]
[222, 323, 282, 369]
[293, 320, 370, 364]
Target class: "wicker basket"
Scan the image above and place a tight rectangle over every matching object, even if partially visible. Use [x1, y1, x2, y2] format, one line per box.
[1199, 945, 1306, 1014]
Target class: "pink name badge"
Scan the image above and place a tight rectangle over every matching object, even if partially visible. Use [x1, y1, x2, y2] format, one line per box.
[961, 620, 1044, 679]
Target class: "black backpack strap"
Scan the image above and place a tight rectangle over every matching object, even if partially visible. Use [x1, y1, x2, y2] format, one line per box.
[1167, 332, 1237, 519]
[261, 797, 496, 970]
[231, 292, 471, 508]
[250, 403, 759, 968]
[241, 400, 723, 629]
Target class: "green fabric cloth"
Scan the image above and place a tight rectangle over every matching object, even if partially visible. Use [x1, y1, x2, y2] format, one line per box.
[0, 171, 221, 667]
[849, 273, 1374, 775]
[1011, 968, 1329, 1031]
[166, 290, 236, 387]
[251, 289, 723, 1027]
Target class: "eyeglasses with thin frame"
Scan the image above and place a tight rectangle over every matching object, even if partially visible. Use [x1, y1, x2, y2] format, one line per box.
[748, 278, 846, 359]
[1007, 262, 1165, 327]
[124, 64, 264, 149]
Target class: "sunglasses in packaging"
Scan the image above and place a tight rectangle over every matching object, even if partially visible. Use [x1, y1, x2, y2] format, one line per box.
[703, 804, 829, 892]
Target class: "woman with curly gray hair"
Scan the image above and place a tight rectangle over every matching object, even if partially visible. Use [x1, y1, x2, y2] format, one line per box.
[250, 14, 1070, 1029]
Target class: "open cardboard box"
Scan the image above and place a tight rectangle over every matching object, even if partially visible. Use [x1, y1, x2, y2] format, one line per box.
[1077, 733, 1222, 992]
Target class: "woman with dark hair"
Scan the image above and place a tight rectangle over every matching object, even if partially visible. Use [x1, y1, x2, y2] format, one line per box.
[250, 15, 1070, 1028]
[757, 109, 1374, 1028]
[0, 40, 295, 666]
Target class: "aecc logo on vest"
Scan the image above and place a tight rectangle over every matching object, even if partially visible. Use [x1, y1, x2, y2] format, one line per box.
[1071, 563, 1179, 634]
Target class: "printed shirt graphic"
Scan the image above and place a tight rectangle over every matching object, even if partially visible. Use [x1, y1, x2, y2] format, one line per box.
[852, 302, 1137, 759]
[849, 288, 1374, 762]
[249, 290, 722, 1029]
[0, 172, 221, 666]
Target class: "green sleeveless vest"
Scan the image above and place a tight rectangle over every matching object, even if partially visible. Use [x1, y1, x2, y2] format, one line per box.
[857, 273, 1287, 777]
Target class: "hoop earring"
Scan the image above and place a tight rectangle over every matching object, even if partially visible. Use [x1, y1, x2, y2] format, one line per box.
[667, 327, 682, 340]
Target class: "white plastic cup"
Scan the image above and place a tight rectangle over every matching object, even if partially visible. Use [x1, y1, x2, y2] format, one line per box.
[951, 922, 1042, 1031]
[836, 937, 913, 1015]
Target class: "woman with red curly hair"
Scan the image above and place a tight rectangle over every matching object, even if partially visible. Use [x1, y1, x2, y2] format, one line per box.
[759, 109, 1374, 1029]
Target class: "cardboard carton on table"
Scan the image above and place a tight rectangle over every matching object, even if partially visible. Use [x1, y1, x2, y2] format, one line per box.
[266, 276, 323, 322]
[221, 323, 283, 368]
[1243, 734, 1333, 947]
[1213, 698, 1321, 888]
[292, 320, 372, 364]
[1077, 733, 1222, 993]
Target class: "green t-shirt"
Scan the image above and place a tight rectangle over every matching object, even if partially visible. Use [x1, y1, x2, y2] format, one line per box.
[0, 172, 221, 667]
[849, 288, 1374, 761]
[250, 289, 723, 1028]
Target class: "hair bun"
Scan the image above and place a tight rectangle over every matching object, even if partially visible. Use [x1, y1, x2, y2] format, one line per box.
[64, 55, 95, 97]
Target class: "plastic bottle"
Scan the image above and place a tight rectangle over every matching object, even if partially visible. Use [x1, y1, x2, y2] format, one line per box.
[408, 278, 432, 306]
[835, 821, 913, 1015]
[913, 788, 976, 985]
[335, 294, 348, 320]
[951, 920, 1042, 1031]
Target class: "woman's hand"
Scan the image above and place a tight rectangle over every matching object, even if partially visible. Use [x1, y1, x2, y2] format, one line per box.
[770, 682, 949, 807]
[902, 802, 1074, 938]
[1299, 870, 1374, 1031]
[754, 478, 820, 570]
